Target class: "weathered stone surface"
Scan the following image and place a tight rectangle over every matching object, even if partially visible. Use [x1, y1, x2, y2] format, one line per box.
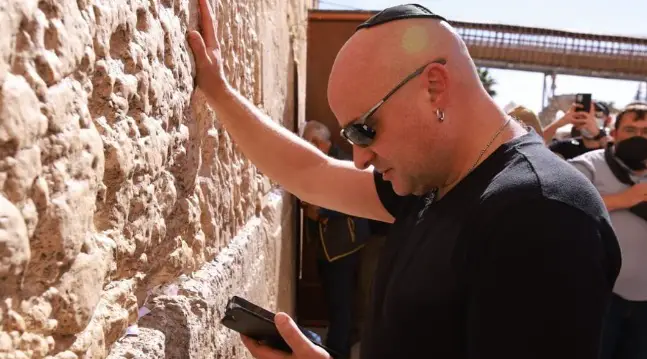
[0, 0, 309, 357]
[105, 327, 165, 359]
[0, 195, 30, 294]
[106, 188, 294, 358]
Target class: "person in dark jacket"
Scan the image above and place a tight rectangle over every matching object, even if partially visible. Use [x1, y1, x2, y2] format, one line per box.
[301, 120, 370, 357]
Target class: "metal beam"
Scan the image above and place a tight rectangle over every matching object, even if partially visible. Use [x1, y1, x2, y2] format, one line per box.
[473, 59, 647, 82]
[308, 9, 647, 82]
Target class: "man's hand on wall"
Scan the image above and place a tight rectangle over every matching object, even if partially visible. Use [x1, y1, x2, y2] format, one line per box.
[241, 313, 332, 359]
[187, 0, 229, 100]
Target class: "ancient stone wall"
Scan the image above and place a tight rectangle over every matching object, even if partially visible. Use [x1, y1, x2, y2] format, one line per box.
[0, 0, 310, 357]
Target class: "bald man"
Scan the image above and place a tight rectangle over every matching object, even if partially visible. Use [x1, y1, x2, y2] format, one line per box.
[188, 2, 621, 359]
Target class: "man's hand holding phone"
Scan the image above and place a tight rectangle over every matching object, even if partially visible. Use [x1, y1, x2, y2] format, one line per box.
[555, 99, 600, 138]
[572, 100, 601, 138]
[241, 313, 332, 359]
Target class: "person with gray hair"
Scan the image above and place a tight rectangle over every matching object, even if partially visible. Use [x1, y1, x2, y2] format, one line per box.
[302, 120, 332, 143]
[300, 120, 370, 358]
[188, 2, 621, 358]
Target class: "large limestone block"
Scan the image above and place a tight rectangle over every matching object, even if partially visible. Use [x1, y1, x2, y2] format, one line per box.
[0, 195, 30, 296]
[108, 188, 295, 359]
[0, 0, 308, 357]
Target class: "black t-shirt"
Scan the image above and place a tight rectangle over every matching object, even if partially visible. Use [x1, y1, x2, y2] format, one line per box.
[361, 132, 621, 359]
[549, 137, 598, 160]
[368, 219, 390, 237]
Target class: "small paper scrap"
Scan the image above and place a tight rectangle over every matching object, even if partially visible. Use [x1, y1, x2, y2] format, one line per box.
[163, 284, 179, 296]
[119, 325, 140, 340]
[125, 325, 139, 337]
[138, 306, 151, 319]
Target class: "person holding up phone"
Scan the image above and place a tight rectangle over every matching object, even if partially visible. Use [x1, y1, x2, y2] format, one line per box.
[543, 97, 613, 160]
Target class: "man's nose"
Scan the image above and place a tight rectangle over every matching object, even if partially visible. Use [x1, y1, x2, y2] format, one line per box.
[353, 145, 375, 170]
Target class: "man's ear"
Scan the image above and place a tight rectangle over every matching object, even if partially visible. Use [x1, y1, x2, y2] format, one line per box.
[319, 139, 332, 154]
[311, 138, 327, 153]
[423, 63, 450, 108]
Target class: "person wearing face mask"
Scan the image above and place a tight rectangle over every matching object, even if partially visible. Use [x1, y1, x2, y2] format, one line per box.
[568, 102, 647, 359]
[544, 101, 612, 160]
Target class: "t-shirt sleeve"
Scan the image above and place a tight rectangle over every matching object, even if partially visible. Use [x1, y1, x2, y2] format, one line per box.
[373, 170, 405, 218]
[465, 199, 620, 359]
[568, 154, 596, 182]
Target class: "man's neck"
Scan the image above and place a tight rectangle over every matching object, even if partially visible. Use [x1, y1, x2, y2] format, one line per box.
[437, 114, 526, 199]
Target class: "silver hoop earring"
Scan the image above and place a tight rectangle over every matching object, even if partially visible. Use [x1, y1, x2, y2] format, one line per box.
[436, 109, 445, 122]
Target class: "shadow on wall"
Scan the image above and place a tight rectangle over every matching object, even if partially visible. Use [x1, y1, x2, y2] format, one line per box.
[275, 41, 299, 317]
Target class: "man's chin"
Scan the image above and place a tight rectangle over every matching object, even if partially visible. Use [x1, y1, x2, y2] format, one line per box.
[389, 179, 413, 197]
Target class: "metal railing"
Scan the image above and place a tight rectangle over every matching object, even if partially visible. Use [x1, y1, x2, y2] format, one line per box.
[452, 21, 647, 80]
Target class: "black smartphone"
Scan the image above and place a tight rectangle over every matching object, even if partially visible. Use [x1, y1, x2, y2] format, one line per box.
[220, 296, 344, 358]
[575, 93, 592, 112]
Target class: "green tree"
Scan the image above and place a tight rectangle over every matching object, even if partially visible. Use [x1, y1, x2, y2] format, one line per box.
[478, 67, 497, 97]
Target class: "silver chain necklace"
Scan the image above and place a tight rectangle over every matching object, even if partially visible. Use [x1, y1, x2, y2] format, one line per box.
[416, 116, 513, 223]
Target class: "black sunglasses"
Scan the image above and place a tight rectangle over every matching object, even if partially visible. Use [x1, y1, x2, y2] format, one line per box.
[339, 58, 447, 148]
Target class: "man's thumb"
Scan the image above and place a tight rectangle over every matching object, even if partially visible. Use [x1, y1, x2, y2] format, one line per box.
[275, 312, 313, 355]
[187, 31, 210, 69]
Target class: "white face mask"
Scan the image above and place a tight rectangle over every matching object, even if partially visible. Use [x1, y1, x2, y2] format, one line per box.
[579, 117, 607, 139]
[580, 128, 595, 138]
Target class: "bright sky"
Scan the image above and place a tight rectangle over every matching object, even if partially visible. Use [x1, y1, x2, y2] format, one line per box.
[317, 0, 647, 116]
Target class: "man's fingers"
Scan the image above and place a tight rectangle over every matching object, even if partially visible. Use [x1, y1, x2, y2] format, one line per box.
[187, 31, 211, 69]
[275, 313, 315, 356]
[240, 335, 287, 359]
[197, 0, 219, 49]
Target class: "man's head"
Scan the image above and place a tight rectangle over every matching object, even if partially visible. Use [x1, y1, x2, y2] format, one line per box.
[612, 102, 647, 141]
[611, 102, 647, 171]
[302, 120, 332, 154]
[327, 4, 502, 196]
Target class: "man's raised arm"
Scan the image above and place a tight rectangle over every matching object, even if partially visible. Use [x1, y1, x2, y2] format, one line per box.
[186, 0, 393, 223]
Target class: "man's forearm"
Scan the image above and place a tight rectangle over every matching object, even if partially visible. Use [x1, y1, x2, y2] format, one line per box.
[542, 121, 560, 143]
[603, 193, 629, 212]
[205, 86, 328, 199]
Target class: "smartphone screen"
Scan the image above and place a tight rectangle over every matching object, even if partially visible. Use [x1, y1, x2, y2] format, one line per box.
[575, 93, 592, 112]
